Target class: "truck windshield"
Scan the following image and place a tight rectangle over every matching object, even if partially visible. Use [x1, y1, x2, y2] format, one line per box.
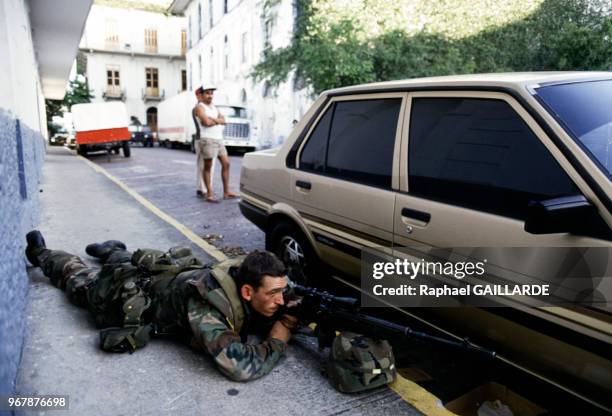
[536, 79, 612, 178]
[218, 106, 247, 118]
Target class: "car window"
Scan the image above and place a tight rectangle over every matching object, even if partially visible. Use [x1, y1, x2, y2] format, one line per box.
[299, 104, 333, 173]
[408, 97, 579, 219]
[299, 98, 401, 188]
[536, 79, 612, 178]
[326, 99, 401, 188]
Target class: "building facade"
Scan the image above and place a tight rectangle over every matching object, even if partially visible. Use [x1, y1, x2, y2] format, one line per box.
[79, 5, 187, 131]
[0, 0, 92, 396]
[170, 0, 314, 146]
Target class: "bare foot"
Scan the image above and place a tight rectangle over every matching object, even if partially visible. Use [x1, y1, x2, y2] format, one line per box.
[223, 192, 238, 199]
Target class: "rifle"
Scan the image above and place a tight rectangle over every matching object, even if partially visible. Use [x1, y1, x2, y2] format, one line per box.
[285, 283, 496, 359]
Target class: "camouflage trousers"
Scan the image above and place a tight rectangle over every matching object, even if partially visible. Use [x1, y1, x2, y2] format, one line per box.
[35, 248, 131, 308]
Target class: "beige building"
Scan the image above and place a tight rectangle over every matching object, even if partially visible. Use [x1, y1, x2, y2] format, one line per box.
[79, 4, 187, 131]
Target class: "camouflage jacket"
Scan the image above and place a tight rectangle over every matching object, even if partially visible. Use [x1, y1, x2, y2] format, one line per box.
[149, 265, 288, 382]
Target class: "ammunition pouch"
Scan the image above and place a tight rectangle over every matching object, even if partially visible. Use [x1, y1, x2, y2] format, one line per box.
[326, 331, 396, 393]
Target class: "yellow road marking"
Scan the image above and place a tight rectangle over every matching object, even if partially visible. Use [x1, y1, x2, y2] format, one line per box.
[390, 377, 458, 416]
[76, 153, 227, 262]
[73, 150, 457, 415]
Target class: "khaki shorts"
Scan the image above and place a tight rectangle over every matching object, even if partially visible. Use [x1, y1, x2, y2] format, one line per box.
[198, 138, 227, 159]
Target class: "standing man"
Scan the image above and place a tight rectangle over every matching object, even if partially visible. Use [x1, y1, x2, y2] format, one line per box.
[193, 89, 206, 198]
[194, 85, 237, 203]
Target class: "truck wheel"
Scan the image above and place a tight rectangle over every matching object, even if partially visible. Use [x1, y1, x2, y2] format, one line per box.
[122, 141, 131, 157]
[112, 147, 120, 155]
[267, 221, 320, 286]
[77, 145, 88, 156]
[165, 140, 173, 149]
[190, 138, 196, 153]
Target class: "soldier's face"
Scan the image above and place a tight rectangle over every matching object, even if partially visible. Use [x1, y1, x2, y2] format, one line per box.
[241, 275, 288, 317]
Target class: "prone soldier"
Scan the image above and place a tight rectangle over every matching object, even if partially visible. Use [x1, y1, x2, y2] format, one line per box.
[24, 230, 298, 381]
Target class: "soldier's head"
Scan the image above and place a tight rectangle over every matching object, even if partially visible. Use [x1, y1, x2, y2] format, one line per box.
[236, 251, 288, 317]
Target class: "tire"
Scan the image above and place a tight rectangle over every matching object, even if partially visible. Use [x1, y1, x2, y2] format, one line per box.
[165, 140, 173, 149]
[267, 221, 320, 286]
[77, 145, 88, 156]
[190, 138, 196, 153]
[122, 141, 131, 157]
[112, 147, 120, 155]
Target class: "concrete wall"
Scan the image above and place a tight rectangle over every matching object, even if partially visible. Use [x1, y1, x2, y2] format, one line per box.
[0, 0, 47, 396]
[185, 0, 314, 147]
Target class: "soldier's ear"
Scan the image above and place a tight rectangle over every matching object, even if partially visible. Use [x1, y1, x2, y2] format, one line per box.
[240, 284, 254, 301]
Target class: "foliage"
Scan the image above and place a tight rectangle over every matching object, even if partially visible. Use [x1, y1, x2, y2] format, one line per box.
[45, 99, 64, 137]
[63, 77, 94, 110]
[253, 0, 612, 94]
[94, 0, 170, 14]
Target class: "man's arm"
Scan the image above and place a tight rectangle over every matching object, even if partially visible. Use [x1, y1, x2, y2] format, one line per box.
[195, 105, 221, 127]
[187, 298, 288, 381]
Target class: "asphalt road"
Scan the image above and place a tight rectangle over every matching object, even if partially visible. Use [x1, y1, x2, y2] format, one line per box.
[87, 144, 262, 256]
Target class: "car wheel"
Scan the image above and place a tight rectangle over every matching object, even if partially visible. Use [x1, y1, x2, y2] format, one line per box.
[268, 221, 320, 286]
[122, 141, 131, 157]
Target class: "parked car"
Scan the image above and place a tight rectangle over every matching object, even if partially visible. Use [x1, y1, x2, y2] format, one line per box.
[129, 123, 155, 147]
[50, 129, 72, 146]
[239, 72, 612, 411]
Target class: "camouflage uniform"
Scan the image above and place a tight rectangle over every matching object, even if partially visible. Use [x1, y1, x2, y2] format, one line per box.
[33, 247, 287, 381]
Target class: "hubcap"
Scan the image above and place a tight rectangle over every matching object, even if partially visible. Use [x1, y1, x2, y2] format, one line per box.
[279, 236, 305, 268]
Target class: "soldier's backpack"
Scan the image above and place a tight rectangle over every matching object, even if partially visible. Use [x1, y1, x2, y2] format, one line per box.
[326, 331, 397, 393]
[89, 246, 203, 353]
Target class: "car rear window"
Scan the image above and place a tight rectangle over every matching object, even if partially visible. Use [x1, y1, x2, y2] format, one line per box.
[299, 98, 401, 188]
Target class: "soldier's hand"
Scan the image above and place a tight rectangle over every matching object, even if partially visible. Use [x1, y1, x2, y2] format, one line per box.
[269, 320, 292, 344]
[280, 314, 299, 331]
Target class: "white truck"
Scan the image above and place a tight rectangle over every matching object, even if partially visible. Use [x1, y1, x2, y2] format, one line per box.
[157, 91, 257, 153]
[72, 101, 131, 158]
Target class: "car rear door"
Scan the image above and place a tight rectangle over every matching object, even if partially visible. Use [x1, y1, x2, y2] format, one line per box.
[292, 93, 407, 277]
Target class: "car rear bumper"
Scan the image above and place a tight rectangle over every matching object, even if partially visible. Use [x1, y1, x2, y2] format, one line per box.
[239, 199, 267, 231]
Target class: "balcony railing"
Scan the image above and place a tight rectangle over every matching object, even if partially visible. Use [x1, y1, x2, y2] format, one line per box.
[142, 88, 165, 101]
[103, 87, 125, 101]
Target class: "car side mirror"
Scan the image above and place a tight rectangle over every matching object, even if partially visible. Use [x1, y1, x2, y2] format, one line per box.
[524, 195, 596, 235]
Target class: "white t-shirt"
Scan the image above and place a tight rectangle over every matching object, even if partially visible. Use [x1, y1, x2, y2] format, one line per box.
[197, 102, 225, 140]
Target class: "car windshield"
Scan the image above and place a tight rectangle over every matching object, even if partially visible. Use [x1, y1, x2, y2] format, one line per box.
[218, 106, 247, 118]
[536, 79, 612, 178]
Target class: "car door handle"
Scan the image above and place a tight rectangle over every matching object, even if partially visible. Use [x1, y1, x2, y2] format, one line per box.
[401, 207, 431, 223]
[296, 180, 312, 190]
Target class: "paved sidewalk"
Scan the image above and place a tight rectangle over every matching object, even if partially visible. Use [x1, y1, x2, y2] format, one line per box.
[15, 147, 420, 416]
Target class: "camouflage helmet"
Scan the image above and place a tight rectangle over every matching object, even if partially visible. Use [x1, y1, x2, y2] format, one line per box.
[326, 331, 396, 393]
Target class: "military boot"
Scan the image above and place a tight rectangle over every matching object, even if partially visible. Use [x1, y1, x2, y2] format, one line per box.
[85, 240, 127, 261]
[25, 230, 46, 267]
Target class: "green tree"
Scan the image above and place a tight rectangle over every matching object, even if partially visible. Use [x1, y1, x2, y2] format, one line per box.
[45, 99, 64, 137]
[63, 76, 94, 110]
[253, 0, 612, 94]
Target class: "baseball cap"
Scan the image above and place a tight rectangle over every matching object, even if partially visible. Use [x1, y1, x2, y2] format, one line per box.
[199, 84, 217, 92]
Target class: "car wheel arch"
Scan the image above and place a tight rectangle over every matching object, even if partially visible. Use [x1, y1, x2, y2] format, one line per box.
[266, 211, 321, 259]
